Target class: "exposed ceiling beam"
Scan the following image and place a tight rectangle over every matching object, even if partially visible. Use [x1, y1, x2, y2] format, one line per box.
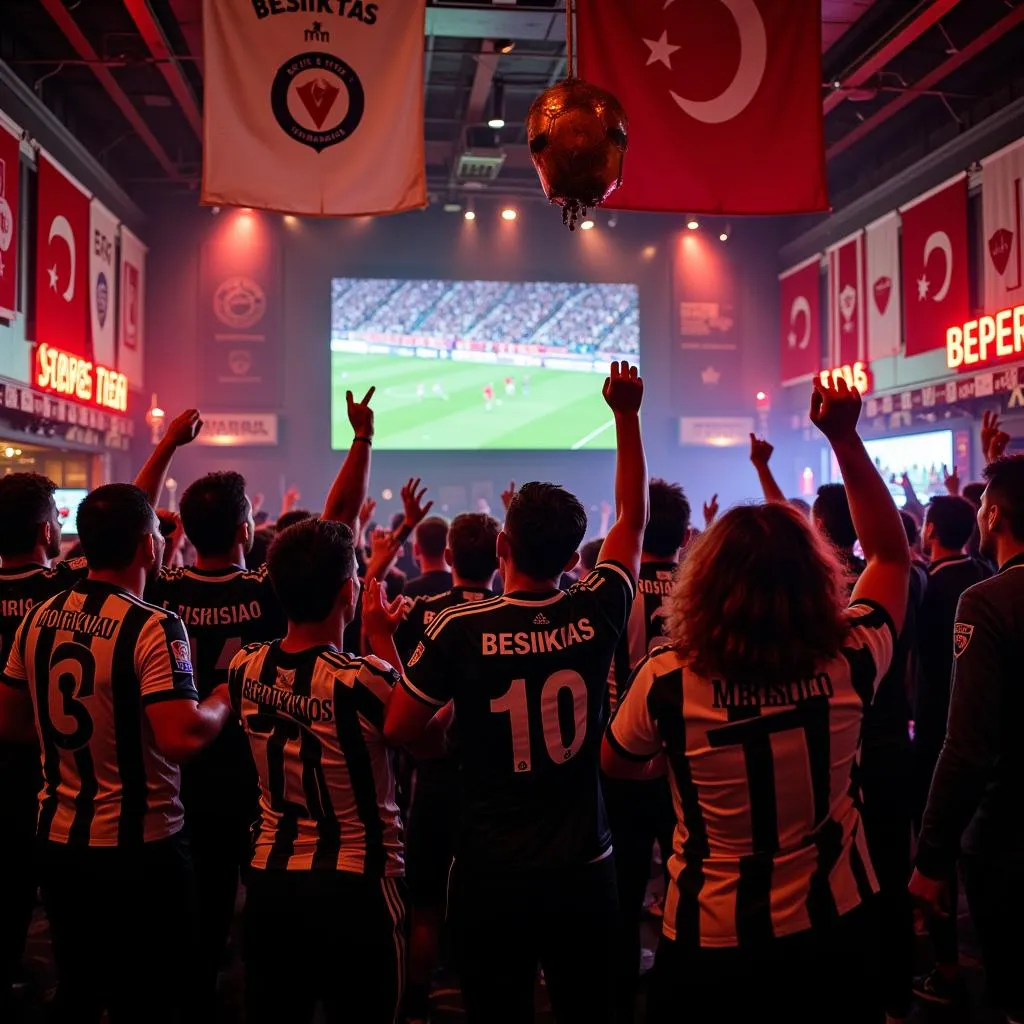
[121, 0, 202, 138]
[827, 4, 1024, 160]
[824, 0, 961, 115]
[38, 0, 182, 180]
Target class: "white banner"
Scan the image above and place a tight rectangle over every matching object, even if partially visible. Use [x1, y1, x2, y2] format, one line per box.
[865, 211, 902, 360]
[89, 198, 118, 367]
[201, 0, 427, 216]
[117, 226, 146, 385]
[195, 413, 278, 446]
[982, 138, 1024, 312]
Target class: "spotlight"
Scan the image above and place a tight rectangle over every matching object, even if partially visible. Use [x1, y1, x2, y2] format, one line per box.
[464, 209, 476, 221]
[381, 488, 393, 501]
[283, 214, 298, 227]
[719, 232, 729, 242]
[3, 447, 13, 458]
[641, 245, 656, 259]
[687, 218, 699, 230]
[443, 202, 463, 213]
[211, 206, 221, 216]
[580, 219, 595, 230]
[494, 38, 515, 55]
[756, 391, 767, 402]
[241, 207, 253, 213]
[488, 79, 506, 129]
[607, 214, 619, 229]
[501, 207, 517, 221]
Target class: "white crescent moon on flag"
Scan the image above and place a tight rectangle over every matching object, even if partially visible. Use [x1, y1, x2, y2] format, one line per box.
[924, 230, 953, 303]
[48, 215, 76, 303]
[790, 295, 811, 349]
[669, 0, 767, 125]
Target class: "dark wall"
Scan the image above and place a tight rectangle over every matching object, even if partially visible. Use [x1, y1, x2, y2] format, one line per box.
[146, 196, 782, 526]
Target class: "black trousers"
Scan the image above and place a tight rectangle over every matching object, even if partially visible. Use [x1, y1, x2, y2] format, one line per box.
[37, 833, 199, 1024]
[646, 902, 882, 1024]
[603, 773, 675, 1024]
[243, 869, 407, 1024]
[451, 855, 618, 1024]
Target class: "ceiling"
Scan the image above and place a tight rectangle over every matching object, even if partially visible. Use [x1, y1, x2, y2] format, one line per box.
[1, 0, 1023, 215]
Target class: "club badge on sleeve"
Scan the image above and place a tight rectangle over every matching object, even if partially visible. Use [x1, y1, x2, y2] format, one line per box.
[953, 622, 974, 658]
[170, 639, 194, 674]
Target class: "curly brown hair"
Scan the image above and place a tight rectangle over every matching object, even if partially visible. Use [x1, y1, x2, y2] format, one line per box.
[665, 503, 854, 686]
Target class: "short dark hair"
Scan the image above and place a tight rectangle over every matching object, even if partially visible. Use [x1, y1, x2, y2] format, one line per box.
[899, 509, 920, 547]
[505, 482, 587, 581]
[644, 479, 690, 557]
[415, 516, 449, 560]
[268, 517, 356, 623]
[962, 482, 985, 508]
[983, 456, 1024, 541]
[925, 495, 975, 550]
[180, 472, 249, 557]
[448, 513, 499, 581]
[77, 484, 156, 570]
[276, 509, 312, 532]
[247, 525, 276, 570]
[813, 483, 857, 549]
[0, 473, 56, 557]
[788, 497, 811, 518]
[579, 537, 604, 574]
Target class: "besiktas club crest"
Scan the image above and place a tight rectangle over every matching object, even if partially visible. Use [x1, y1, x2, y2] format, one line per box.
[271, 51, 365, 153]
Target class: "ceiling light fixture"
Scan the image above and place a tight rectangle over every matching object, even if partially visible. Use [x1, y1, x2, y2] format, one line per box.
[580, 219, 595, 230]
[488, 79, 506, 129]
[501, 207, 517, 221]
[687, 218, 699, 230]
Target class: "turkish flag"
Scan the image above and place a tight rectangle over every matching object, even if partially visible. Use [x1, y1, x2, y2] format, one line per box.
[899, 175, 969, 357]
[827, 231, 865, 367]
[779, 257, 821, 385]
[0, 120, 21, 321]
[575, 0, 827, 214]
[35, 154, 90, 358]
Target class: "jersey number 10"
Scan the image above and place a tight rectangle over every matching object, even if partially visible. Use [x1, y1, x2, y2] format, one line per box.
[490, 670, 588, 773]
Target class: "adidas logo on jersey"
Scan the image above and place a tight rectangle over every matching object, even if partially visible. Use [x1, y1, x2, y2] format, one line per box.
[533, 612, 550, 625]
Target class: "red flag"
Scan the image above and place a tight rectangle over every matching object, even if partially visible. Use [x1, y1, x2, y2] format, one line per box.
[899, 175, 969, 357]
[35, 154, 90, 357]
[0, 120, 20, 321]
[827, 231, 865, 367]
[779, 257, 821, 385]
[575, 0, 826, 214]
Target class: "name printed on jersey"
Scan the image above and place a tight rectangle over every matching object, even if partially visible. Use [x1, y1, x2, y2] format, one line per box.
[174, 601, 266, 626]
[481, 617, 595, 656]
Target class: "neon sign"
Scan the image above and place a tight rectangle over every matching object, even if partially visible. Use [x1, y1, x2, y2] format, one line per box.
[35, 344, 128, 414]
[819, 360, 871, 395]
[946, 304, 1024, 369]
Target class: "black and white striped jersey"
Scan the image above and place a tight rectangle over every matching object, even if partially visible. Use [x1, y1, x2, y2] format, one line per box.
[608, 600, 896, 948]
[0, 558, 89, 659]
[1, 579, 200, 846]
[229, 641, 404, 875]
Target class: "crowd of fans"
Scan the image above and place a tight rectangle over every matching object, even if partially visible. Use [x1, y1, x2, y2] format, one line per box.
[0, 371, 1021, 1024]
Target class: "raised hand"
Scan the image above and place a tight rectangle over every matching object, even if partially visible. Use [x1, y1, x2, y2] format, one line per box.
[281, 486, 301, 513]
[981, 409, 1011, 463]
[359, 497, 377, 529]
[400, 477, 433, 528]
[749, 434, 774, 469]
[362, 578, 409, 638]
[164, 409, 203, 447]
[346, 386, 376, 439]
[501, 481, 516, 512]
[703, 494, 719, 527]
[942, 464, 960, 496]
[809, 375, 862, 443]
[602, 360, 644, 415]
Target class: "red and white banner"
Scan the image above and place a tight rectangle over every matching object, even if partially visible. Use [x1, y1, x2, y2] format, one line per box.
[118, 226, 146, 384]
[0, 117, 21, 321]
[35, 153, 90, 357]
[201, 0, 427, 216]
[89, 199, 118, 368]
[899, 174, 970, 357]
[982, 138, 1024, 312]
[865, 212, 902, 360]
[779, 256, 821, 385]
[827, 231, 865, 368]
[575, 0, 827, 214]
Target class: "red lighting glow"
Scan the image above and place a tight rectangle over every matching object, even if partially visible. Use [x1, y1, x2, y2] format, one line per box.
[35, 343, 129, 413]
[946, 304, 1024, 369]
[819, 360, 871, 395]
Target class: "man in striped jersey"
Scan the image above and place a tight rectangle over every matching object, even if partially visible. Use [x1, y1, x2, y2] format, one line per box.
[385, 361, 648, 1024]
[229, 517, 407, 1024]
[0, 483, 235, 1023]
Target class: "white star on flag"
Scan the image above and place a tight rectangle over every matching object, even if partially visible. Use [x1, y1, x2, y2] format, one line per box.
[917, 274, 930, 300]
[643, 30, 681, 69]
[48, 265, 59, 291]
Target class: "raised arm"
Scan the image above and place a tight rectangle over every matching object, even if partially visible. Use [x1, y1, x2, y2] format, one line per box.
[597, 361, 648, 582]
[323, 387, 375, 531]
[750, 434, 786, 504]
[811, 378, 910, 629]
[133, 409, 203, 507]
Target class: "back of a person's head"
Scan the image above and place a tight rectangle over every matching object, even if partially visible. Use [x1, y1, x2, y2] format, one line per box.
[77, 483, 154, 571]
[247, 525, 276, 570]
[812, 483, 857, 550]
[925, 495, 976, 551]
[962, 482, 985, 508]
[268, 517, 355, 623]
[0, 472, 57, 558]
[504, 481, 587, 581]
[667, 503, 851, 686]
[644, 479, 691, 558]
[983, 455, 1024, 542]
[578, 537, 604, 575]
[180, 471, 249, 557]
[415, 516, 450, 561]
[788, 497, 811, 518]
[276, 509, 313, 532]
[448, 513, 499, 581]
[899, 509, 920, 548]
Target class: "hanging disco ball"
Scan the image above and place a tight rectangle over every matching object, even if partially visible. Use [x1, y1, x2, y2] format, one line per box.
[526, 79, 628, 231]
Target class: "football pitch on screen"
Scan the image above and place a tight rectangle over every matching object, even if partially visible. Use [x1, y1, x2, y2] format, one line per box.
[330, 353, 616, 451]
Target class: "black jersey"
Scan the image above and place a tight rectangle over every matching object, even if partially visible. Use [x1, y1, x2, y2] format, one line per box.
[396, 585, 495, 665]
[1, 580, 199, 846]
[401, 562, 635, 871]
[609, 560, 677, 715]
[402, 570, 453, 601]
[0, 559, 89, 658]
